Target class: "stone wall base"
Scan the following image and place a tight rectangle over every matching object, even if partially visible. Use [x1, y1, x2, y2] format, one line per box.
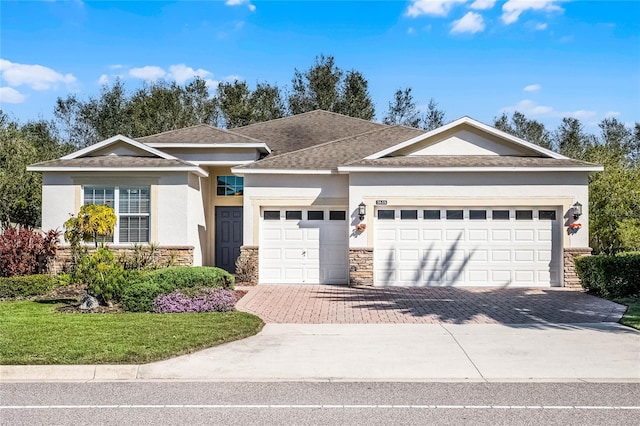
[238, 245, 259, 283]
[51, 245, 194, 274]
[563, 247, 593, 288]
[349, 247, 374, 286]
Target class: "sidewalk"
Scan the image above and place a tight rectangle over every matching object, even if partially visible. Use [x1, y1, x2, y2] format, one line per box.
[2, 322, 639, 382]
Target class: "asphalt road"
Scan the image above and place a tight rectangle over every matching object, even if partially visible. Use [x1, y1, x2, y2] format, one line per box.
[2, 382, 639, 425]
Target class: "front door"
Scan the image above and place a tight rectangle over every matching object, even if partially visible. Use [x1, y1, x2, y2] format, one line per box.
[215, 206, 243, 273]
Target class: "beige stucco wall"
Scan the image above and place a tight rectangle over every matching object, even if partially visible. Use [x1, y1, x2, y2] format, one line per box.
[242, 174, 349, 245]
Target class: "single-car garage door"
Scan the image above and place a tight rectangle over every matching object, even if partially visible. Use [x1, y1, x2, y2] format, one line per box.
[374, 207, 561, 287]
[260, 208, 349, 284]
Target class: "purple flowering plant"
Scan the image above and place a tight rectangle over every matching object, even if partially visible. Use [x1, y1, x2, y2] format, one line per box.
[153, 287, 237, 313]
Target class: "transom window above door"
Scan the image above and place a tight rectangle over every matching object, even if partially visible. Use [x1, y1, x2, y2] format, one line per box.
[217, 176, 244, 196]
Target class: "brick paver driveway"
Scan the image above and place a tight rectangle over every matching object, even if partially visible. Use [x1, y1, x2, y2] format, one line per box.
[235, 285, 626, 324]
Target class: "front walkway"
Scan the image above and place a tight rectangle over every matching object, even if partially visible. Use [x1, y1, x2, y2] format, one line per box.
[235, 285, 626, 324]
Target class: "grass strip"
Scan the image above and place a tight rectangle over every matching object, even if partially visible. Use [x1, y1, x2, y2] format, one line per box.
[0, 301, 264, 364]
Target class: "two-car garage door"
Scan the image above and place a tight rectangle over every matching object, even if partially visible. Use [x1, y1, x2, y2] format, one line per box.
[374, 207, 561, 287]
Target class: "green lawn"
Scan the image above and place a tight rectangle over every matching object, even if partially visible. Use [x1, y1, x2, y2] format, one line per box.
[614, 297, 640, 330]
[0, 301, 264, 365]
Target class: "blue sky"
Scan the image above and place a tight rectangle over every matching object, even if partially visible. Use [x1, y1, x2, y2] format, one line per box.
[1, 0, 638, 132]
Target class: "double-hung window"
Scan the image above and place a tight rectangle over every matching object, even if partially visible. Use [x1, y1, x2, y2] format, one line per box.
[83, 186, 150, 243]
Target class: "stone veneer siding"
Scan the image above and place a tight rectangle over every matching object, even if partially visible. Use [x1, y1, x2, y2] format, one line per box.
[563, 247, 593, 288]
[349, 247, 374, 286]
[238, 245, 259, 283]
[50, 245, 194, 274]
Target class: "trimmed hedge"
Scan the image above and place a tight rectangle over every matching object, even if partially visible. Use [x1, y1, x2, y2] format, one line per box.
[0, 275, 59, 299]
[121, 266, 234, 312]
[575, 253, 640, 298]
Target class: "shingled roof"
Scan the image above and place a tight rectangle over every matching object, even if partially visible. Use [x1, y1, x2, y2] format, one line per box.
[236, 126, 426, 171]
[29, 156, 200, 169]
[232, 110, 387, 155]
[342, 156, 600, 169]
[137, 124, 261, 144]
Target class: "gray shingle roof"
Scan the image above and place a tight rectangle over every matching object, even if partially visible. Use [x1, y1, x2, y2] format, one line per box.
[343, 156, 599, 168]
[29, 156, 197, 168]
[237, 126, 426, 171]
[233, 110, 387, 155]
[136, 124, 261, 144]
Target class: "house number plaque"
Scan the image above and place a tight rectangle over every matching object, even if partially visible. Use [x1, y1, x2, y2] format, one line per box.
[375, 200, 388, 205]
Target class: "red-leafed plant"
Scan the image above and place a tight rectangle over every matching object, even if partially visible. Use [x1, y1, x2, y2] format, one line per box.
[0, 225, 60, 277]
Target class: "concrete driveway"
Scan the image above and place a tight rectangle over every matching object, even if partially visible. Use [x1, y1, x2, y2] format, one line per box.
[235, 285, 626, 324]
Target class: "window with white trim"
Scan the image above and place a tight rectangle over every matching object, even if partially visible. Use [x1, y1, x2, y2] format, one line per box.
[83, 186, 150, 243]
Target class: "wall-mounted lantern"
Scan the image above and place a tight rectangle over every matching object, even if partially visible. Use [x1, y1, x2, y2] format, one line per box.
[358, 202, 367, 220]
[572, 202, 583, 219]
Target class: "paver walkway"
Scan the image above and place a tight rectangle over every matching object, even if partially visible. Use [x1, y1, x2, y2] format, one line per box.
[235, 285, 626, 324]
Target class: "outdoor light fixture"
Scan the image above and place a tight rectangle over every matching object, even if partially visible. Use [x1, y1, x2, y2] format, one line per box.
[358, 202, 367, 220]
[572, 202, 583, 219]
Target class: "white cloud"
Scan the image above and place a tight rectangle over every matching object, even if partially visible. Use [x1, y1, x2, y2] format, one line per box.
[129, 66, 166, 81]
[97, 74, 109, 85]
[109, 64, 124, 70]
[168, 64, 211, 84]
[501, 99, 597, 121]
[205, 79, 220, 90]
[225, 0, 255, 12]
[225, 74, 242, 82]
[535, 22, 548, 30]
[523, 84, 541, 92]
[502, 0, 564, 25]
[470, 0, 496, 10]
[0, 59, 76, 90]
[450, 12, 485, 34]
[407, 27, 416, 35]
[0, 86, 27, 104]
[604, 111, 621, 118]
[406, 0, 466, 17]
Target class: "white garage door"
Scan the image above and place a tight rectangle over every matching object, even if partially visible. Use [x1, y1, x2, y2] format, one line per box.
[374, 207, 561, 287]
[260, 208, 349, 284]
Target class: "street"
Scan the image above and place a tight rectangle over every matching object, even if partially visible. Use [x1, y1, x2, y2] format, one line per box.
[2, 381, 639, 425]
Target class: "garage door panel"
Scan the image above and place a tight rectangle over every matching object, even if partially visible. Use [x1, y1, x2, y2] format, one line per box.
[514, 229, 535, 242]
[262, 229, 282, 241]
[375, 207, 560, 287]
[284, 229, 304, 240]
[262, 248, 281, 260]
[423, 229, 442, 240]
[515, 250, 534, 262]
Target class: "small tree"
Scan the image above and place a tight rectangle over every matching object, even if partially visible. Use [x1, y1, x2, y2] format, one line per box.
[64, 204, 117, 250]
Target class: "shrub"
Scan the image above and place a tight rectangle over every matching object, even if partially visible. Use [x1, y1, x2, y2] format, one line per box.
[575, 253, 640, 298]
[0, 275, 58, 298]
[0, 226, 60, 277]
[118, 243, 162, 271]
[121, 266, 234, 312]
[74, 248, 128, 304]
[235, 254, 257, 283]
[153, 288, 237, 313]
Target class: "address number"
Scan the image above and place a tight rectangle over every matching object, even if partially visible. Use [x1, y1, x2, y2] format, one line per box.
[375, 200, 388, 205]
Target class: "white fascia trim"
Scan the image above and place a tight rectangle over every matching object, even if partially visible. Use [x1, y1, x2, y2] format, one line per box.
[365, 117, 568, 160]
[230, 168, 333, 175]
[337, 166, 604, 173]
[190, 160, 255, 166]
[62, 135, 179, 160]
[27, 166, 209, 177]
[145, 142, 271, 153]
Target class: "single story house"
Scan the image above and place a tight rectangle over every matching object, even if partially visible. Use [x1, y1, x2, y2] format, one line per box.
[29, 110, 602, 287]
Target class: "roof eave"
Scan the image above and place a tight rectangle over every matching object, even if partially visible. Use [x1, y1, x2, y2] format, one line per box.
[26, 165, 209, 178]
[230, 168, 334, 175]
[336, 165, 604, 173]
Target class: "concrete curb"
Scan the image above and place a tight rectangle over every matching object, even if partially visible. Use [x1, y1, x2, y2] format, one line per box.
[0, 365, 139, 382]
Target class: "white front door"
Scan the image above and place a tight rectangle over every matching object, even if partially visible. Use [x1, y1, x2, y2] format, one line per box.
[374, 207, 561, 287]
[260, 208, 349, 284]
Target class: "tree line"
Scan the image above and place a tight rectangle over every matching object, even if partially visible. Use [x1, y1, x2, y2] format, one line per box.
[1, 55, 638, 254]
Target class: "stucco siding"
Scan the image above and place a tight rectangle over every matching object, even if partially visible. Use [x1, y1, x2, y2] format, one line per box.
[41, 173, 76, 233]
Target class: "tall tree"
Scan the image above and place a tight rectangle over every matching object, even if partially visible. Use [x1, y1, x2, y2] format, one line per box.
[248, 82, 286, 124]
[337, 70, 375, 120]
[217, 80, 253, 129]
[493, 111, 552, 150]
[555, 117, 590, 159]
[422, 98, 445, 131]
[0, 112, 73, 226]
[289, 54, 343, 114]
[383, 87, 421, 127]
